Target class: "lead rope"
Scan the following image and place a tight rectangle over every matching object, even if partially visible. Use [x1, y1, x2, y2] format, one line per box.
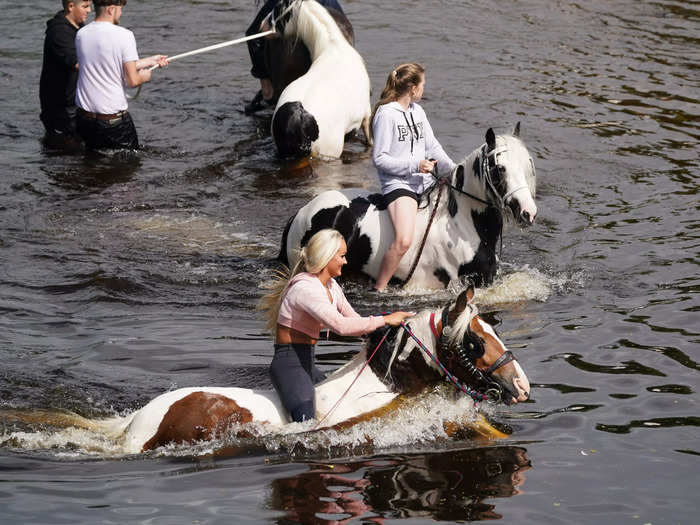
[311, 328, 390, 430]
[403, 169, 446, 288]
[128, 0, 301, 99]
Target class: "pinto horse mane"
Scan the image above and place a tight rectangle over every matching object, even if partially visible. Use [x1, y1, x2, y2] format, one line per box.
[287, 0, 349, 59]
[363, 300, 478, 394]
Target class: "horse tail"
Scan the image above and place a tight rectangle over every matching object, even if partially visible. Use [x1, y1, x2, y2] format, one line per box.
[272, 101, 319, 158]
[278, 213, 296, 265]
[0, 408, 136, 438]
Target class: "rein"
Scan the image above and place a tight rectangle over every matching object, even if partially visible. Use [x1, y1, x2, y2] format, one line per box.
[401, 319, 488, 403]
[312, 328, 390, 430]
[403, 173, 446, 287]
[404, 145, 512, 284]
[426, 305, 516, 403]
[313, 300, 519, 426]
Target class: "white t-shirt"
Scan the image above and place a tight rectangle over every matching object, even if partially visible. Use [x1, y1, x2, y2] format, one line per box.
[75, 22, 139, 114]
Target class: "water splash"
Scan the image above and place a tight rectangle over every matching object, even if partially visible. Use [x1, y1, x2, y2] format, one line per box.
[0, 387, 497, 459]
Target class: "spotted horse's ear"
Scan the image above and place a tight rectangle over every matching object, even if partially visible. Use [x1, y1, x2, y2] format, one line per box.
[485, 128, 496, 151]
[513, 121, 521, 137]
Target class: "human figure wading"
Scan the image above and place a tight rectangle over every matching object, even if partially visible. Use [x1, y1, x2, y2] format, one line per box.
[74, 0, 168, 150]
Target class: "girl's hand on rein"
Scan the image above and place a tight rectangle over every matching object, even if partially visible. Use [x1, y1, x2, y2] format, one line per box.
[383, 311, 416, 326]
[418, 159, 436, 173]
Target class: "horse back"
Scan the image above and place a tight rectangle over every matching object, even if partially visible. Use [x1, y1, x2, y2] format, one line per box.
[265, 6, 355, 102]
[285, 189, 384, 273]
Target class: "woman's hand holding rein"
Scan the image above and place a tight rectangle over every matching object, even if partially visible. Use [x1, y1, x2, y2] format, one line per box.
[383, 311, 415, 326]
[418, 159, 436, 173]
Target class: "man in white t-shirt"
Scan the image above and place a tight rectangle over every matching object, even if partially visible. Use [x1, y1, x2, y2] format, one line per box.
[75, 0, 167, 149]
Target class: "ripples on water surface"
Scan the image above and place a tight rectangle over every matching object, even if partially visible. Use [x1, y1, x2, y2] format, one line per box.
[1, 0, 698, 523]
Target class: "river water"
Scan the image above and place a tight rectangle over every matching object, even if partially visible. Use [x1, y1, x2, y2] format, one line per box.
[1, 0, 698, 523]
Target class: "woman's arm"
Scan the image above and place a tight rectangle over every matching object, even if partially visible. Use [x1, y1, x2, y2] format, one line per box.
[298, 282, 384, 336]
[423, 115, 456, 175]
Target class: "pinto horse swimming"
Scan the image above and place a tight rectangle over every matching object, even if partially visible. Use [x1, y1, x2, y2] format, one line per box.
[101, 287, 529, 453]
[280, 124, 538, 289]
[270, 0, 371, 158]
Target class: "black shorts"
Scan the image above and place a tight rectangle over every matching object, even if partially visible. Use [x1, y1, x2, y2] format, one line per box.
[383, 188, 420, 206]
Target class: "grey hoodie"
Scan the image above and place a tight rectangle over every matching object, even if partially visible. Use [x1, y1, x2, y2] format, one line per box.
[372, 101, 456, 195]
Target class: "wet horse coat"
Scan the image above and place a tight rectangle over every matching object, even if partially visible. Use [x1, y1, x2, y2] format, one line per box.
[280, 126, 538, 289]
[264, 5, 354, 102]
[113, 288, 529, 453]
[270, 0, 371, 158]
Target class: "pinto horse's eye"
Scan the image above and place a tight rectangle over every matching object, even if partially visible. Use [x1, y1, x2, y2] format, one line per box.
[497, 165, 506, 176]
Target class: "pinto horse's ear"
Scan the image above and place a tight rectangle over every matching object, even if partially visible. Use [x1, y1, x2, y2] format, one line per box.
[513, 121, 521, 137]
[454, 285, 475, 314]
[486, 128, 496, 151]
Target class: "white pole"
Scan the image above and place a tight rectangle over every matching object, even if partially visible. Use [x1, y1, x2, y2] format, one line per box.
[149, 30, 276, 70]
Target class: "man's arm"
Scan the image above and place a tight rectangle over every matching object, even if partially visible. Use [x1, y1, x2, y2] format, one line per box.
[123, 55, 168, 88]
[123, 60, 149, 87]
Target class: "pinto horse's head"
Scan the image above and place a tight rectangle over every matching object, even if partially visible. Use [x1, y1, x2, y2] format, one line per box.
[438, 286, 531, 405]
[482, 123, 538, 226]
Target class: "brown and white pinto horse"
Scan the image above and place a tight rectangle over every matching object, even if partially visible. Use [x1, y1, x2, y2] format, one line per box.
[108, 286, 529, 453]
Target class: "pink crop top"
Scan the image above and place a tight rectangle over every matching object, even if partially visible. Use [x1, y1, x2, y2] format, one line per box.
[277, 272, 385, 339]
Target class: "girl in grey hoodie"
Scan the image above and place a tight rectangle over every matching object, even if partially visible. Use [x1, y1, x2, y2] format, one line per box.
[371, 63, 456, 291]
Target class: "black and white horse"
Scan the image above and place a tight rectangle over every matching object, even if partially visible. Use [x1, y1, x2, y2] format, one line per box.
[73, 287, 530, 453]
[270, 0, 371, 158]
[264, 2, 354, 102]
[280, 125, 538, 289]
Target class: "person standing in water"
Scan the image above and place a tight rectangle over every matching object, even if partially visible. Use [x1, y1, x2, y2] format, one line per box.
[74, 0, 167, 150]
[39, 0, 92, 147]
[370, 63, 456, 291]
[259, 229, 414, 422]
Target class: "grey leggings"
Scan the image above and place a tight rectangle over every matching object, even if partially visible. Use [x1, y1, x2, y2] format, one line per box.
[270, 343, 327, 422]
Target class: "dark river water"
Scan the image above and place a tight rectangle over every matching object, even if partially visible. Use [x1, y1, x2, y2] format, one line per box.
[2, 0, 698, 523]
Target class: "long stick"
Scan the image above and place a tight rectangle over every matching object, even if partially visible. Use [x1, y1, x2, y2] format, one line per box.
[148, 30, 276, 70]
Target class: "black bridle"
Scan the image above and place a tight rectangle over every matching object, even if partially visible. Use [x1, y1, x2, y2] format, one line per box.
[430, 306, 516, 403]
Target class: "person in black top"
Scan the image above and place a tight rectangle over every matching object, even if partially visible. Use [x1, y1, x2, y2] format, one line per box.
[39, 1, 91, 146]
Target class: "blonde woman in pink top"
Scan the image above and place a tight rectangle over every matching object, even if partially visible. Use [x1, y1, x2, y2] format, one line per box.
[259, 229, 414, 422]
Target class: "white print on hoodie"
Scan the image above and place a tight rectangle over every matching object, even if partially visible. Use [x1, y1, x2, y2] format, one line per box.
[372, 101, 456, 195]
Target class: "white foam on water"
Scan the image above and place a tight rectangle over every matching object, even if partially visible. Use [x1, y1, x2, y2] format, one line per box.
[378, 264, 566, 308]
[107, 213, 275, 257]
[1, 426, 126, 458]
[0, 387, 486, 459]
[475, 265, 561, 306]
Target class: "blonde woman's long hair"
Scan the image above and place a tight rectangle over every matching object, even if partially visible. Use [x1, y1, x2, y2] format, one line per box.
[369, 62, 425, 140]
[258, 229, 345, 333]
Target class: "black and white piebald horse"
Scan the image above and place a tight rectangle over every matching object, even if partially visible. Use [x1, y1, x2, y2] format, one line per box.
[88, 287, 529, 453]
[270, 0, 371, 158]
[264, 2, 354, 102]
[280, 125, 538, 289]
